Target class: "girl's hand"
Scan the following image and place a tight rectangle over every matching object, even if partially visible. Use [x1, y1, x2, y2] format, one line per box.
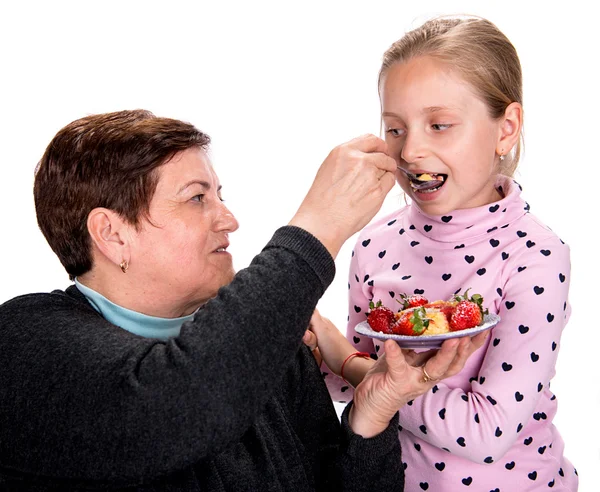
[349, 333, 487, 438]
[302, 330, 322, 366]
[307, 309, 356, 375]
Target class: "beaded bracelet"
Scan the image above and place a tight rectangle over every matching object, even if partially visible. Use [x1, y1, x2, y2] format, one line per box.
[340, 351, 371, 384]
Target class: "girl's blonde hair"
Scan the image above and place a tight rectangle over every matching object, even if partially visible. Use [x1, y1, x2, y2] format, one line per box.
[379, 16, 523, 176]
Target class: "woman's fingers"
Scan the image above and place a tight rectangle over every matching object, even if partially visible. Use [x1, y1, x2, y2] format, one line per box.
[420, 339, 460, 381]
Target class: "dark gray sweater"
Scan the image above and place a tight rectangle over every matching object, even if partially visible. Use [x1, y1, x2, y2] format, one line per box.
[0, 226, 403, 491]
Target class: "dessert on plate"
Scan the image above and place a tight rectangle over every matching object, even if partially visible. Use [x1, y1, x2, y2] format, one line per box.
[366, 290, 488, 336]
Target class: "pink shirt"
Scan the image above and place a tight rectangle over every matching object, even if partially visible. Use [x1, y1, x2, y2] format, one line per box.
[325, 176, 578, 491]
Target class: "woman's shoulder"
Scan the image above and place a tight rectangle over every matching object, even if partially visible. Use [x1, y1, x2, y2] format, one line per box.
[0, 286, 97, 326]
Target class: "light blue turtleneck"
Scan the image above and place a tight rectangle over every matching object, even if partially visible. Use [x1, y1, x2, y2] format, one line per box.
[74, 278, 194, 340]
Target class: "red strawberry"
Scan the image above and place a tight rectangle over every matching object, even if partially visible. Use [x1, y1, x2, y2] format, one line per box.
[398, 293, 429, 310]
[449, 289, 488, 331]
[367, 300, 395, 333]
[391, 307, 430, 336]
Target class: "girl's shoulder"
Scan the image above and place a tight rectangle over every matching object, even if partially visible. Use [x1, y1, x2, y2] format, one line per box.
[358, 206, 409, 239]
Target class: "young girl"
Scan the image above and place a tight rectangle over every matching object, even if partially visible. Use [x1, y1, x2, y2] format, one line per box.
[316, 15, 578, 491]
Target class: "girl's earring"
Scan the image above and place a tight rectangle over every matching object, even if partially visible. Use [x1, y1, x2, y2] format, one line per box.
[498, 149, 505, 161]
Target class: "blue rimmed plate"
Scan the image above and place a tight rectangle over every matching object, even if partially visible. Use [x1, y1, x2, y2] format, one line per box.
[355, 313, 500, 350]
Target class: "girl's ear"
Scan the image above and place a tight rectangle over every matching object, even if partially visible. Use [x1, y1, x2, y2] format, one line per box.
[496, 102, 523, 157]
[87, 208, 131, 268]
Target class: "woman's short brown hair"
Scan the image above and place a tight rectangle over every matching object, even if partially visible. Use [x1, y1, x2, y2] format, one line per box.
[34, 109, 211, 279]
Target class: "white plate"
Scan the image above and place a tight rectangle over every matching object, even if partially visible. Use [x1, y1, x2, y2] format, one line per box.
[355, 313, 501, 350]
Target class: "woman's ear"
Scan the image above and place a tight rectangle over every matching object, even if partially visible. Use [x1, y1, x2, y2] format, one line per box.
[87, 208, 131, 268]
[496, 102, 523, 156]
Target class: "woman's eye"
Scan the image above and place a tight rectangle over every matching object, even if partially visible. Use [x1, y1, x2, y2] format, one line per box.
[191, 194, 205, 202]
[385, 128, 404, 137]
[432, 123, 452, 131]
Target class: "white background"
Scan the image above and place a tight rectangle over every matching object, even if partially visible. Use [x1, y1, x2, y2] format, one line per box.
[1, 0, 597, 489]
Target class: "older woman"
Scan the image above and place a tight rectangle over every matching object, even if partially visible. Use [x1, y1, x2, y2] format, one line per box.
[0, 110, 481, 491]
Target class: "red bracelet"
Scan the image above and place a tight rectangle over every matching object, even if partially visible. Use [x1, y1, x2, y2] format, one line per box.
[340, 351, 371, 384]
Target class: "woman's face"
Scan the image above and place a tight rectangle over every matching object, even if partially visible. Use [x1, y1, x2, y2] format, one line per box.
[381, 56, 503, 216]
[129, 147, 239, 316]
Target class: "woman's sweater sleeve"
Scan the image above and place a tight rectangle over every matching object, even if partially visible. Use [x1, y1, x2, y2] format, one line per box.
[0, 226, 335, 481]
[397, 235, 571, 464]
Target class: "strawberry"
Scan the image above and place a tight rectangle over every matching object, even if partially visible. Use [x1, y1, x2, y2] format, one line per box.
[391, 307, 430, 336]
[449, 289, 488, 331]
[398, 293, 429, 310]
[367, 300, 395, 333]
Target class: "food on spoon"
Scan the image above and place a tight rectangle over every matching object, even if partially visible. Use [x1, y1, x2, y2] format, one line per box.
[366, 289, 488, 336]
[416, 173, 434, 181]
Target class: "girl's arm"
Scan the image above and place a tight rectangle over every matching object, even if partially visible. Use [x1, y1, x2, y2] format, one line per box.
[395, 236, 571, 463]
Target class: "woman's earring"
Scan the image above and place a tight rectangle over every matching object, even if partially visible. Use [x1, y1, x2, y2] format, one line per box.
[120, 260, 129, 274]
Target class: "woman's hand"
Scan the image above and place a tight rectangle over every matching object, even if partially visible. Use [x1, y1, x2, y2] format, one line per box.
[289, 134, 397, 259]
[349, 333, 488, 438]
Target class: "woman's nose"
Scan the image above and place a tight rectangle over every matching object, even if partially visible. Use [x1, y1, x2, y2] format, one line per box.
[215, 202, 239, 233]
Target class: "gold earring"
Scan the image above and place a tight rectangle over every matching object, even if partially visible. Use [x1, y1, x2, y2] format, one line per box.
[499, 149, 505, 161]
[120, 260, 129, 274]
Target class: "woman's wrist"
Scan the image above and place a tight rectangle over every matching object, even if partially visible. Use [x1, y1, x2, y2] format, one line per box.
[347, 404, 389, 438]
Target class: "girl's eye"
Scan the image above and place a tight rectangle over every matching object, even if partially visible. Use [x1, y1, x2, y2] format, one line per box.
[385, 128, 405, 137]
[432, 123, 452, 131]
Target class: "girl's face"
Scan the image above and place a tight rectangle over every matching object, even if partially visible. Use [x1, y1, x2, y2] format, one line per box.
[381, 56, 504, 216]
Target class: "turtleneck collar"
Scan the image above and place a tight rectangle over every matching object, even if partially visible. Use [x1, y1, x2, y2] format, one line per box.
[405, 175, 530, 244]
[74, 278, 195, 340]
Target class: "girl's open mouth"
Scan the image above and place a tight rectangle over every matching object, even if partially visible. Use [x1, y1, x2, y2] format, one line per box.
[403, 171, 447, 193]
